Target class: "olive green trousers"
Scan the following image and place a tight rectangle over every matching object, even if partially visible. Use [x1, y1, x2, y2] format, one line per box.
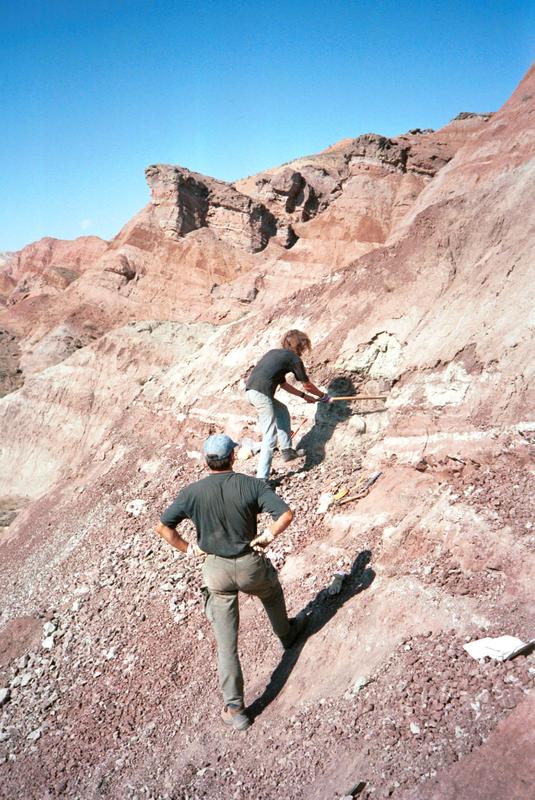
[202, 551, 291, 708]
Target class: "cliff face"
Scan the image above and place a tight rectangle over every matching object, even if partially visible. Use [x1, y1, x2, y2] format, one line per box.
[0, 68, 534, 800]
[145, 164, 280, 252]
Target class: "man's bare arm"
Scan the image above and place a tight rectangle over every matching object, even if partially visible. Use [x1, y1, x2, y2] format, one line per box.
[155, 521, 189, 553]
[280, 381, 317, 403]
[302, 380, 326, 398]
[251, 509, 294, 549]
[269, 509, 294, 538]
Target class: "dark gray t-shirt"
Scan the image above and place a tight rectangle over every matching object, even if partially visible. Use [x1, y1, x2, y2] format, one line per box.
[245, 348, 309, 398]
[160, 471, 289, 557]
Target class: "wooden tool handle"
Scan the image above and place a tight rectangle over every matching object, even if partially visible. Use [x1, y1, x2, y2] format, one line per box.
[339, 490, 368, 505]
[331, 395, 387, 401]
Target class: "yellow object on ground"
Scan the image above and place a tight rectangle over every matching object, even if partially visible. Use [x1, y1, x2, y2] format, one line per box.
[334, 487, 349, 500]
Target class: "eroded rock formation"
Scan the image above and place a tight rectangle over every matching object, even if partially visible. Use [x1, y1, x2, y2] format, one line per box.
[145, 164, 279, 252]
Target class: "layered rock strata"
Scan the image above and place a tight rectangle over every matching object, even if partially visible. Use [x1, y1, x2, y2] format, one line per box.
[1, 65, 534, 800]
[145, 164, 279, 252]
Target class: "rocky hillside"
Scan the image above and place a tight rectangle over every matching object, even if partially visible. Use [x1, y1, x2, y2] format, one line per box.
[0, 66, 534, 800]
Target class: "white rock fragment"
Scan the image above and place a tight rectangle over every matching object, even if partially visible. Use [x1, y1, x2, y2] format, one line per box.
[317, 492, 333, 514]
[20, 672, 33, 687]
[139, 459, 160, 474]
[27, 728, 42, 741]
[0, 688, 10, 706]
[43, 621, 57, 636]
[353, 676, 370, 692]
[104, 647, 117, 661]
[464, 635, 535, 661]
[42, 636, 55, 650]
[126, 499, 147, 517]
[410, 722, 421, 735]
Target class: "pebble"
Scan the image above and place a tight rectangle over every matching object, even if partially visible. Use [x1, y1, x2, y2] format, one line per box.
[16, 655, 30, 670]
[43, 621, 57, 636]
[0, 688, 10, 706]
[125, 499, 147, 517]
[353, 676, 370, 693]
[42, 695, 57, 710]
[42, 636, 55, 650]
[410, 722, 421, 735]
[27, 728, 42, 741]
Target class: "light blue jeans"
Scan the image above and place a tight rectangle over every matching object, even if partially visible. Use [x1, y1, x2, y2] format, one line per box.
[246, 389, 292, 479]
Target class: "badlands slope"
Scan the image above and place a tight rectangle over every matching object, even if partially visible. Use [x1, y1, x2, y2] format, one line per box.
[0, 66, 534, 799]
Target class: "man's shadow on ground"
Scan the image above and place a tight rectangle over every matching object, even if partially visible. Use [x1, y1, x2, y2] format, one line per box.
[297, 376, 356, 471]
[247, 549, 375, 722]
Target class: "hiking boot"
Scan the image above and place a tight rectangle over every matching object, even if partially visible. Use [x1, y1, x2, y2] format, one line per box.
[280, 615, 308, 649]
[221, 705, 251, 731]
[281, 448, 305, 463]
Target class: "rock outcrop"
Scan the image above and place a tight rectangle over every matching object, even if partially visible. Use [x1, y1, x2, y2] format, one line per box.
[3, 236, 108, 305]
[145, 164, 279, 252]
[0, 113, 488, 386]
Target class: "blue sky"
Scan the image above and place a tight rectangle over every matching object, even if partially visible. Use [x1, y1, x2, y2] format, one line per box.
[1, 0, 534, 251]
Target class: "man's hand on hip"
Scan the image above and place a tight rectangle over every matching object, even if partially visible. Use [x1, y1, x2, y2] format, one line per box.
[250, 529, 275, 551]
[187, 542, 206, 558]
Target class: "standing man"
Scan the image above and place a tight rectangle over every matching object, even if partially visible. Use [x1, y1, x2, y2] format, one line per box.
[245, 329, 330, 480]
[155, 434, 306, 732]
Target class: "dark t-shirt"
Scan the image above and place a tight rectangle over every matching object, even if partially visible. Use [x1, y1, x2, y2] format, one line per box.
[160, 471, 289, 557]
[245, 348, 309, 398]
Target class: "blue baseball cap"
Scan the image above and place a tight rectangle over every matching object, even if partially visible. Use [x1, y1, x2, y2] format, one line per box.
[203, 434, 239, 459]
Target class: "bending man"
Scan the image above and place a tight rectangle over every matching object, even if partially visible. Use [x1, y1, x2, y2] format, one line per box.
[245, 329, 329, 480]
[155, 434, 306, 732]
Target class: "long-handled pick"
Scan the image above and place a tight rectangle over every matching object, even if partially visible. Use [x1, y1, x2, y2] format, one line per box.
[330, 395, 387, 401]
